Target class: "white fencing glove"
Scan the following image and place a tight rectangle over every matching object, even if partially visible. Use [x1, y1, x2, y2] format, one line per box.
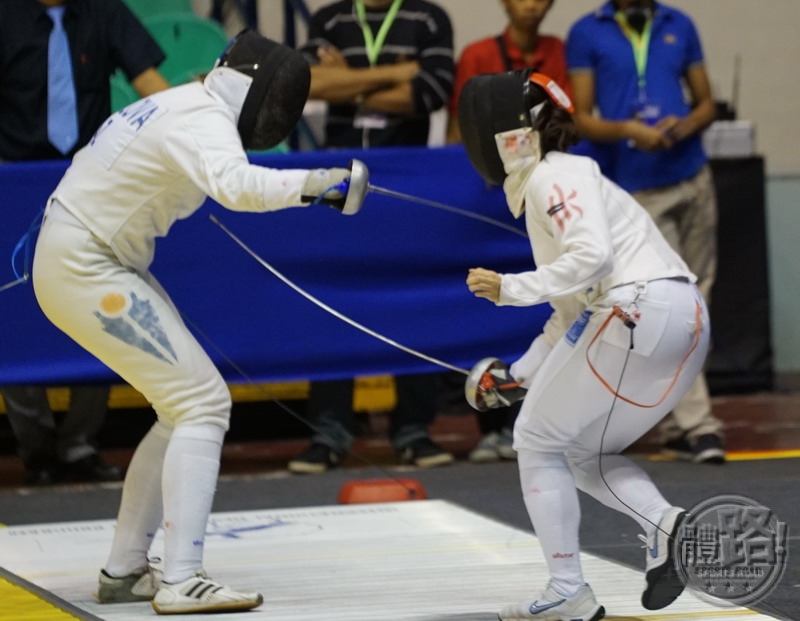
[300, 159, 369, 215]
[509, 334, 552, 389]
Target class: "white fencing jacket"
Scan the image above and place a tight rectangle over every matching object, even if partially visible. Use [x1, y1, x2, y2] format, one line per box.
[50, 75, 310, 275]
[500, 149, 694, 347]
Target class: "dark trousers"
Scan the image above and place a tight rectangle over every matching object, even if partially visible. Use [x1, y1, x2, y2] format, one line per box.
[309, 372, 437, 453]
[1, 384, 110, 468]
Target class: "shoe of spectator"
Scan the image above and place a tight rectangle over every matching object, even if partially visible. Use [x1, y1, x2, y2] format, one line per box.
[660, 434, 693, 461]
[288, 443, 342, 475]
[640, 506, 687, 610]
[398, 437, 454, 468]
[662, 433, 725, 464]
[499, 582, 604, 620]
[151, 571, 263, 614]
[692, 434, 725, 464]
[24, 456, 60, 486]
[97, 565, 163, 603]
[469, 430, 517, 463]
[25, 467, 58, 486]
[62, 454, 124, 482]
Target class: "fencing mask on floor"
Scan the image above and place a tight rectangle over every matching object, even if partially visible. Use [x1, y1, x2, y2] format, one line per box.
[210, 29, 310, 150]
[458, 70, 573, 185]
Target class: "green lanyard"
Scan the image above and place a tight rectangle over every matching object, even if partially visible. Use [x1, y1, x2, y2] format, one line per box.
[614, 11, 653, 94]
[355, 0, 404, 66]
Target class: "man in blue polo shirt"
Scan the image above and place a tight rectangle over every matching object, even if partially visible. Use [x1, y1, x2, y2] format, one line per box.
[566, 0, 725, 464]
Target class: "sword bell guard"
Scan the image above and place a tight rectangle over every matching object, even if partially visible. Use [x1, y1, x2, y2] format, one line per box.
[465, 357, 527, 412]
[341, 159, 369, 215]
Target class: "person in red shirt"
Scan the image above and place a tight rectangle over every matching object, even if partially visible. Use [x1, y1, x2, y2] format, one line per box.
[447, 0, 568, 143]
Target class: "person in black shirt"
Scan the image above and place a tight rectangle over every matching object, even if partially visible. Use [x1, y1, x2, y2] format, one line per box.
[288, 0, 456, 474]
[300, 0, 454, 148]
[0, 0, 169, 161]
[0, 0, 169, 485]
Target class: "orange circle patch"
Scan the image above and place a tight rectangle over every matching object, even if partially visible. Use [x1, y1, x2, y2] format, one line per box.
[100, 293, 127, 314]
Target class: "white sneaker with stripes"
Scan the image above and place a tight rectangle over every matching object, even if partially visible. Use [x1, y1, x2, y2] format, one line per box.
[151, 571, 263, 615]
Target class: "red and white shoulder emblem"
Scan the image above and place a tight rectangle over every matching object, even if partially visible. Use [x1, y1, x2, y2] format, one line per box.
[546, 184, 583, 231]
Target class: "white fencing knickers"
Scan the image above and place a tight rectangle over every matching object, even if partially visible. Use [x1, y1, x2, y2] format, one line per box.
[31, 202, 232, 430]
[514, 277, 710, 459]
[512, 278, 710, 592]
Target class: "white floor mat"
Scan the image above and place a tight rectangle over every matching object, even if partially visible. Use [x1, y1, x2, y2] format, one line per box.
[0, 499, 776, 620]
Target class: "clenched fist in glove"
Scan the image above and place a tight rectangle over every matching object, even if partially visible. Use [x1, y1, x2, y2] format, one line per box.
[300, 159, 369, 215]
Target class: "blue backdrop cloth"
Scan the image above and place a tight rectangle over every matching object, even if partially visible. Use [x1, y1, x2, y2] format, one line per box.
[0, 145, 549, 385]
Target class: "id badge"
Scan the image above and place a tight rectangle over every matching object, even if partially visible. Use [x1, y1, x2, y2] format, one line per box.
[353, 111, 388, 129]
[634, 98, 661, 126]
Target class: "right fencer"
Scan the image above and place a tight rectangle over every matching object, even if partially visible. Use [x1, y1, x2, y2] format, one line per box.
[461, 70, 709, 620]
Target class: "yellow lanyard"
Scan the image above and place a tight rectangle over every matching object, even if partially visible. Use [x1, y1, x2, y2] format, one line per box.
[614, 11, 653, 94]
[355, 0, 404, 66]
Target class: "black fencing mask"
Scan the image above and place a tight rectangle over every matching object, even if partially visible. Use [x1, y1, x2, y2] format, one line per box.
[216, 30, 310, 150]
[458, 70, 573, 185]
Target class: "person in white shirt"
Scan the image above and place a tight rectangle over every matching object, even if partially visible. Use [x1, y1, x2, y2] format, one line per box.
[460, 70, 709, 620]
[30, 30, 366, 615]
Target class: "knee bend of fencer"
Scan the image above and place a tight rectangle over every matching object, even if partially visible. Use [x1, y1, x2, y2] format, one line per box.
[154, 386, 232, 431]
[165, 408, 231, 432]
[169, 421, 227, 444]
[515, 419, 573, 457]
[517, 447, 571, 471]
[150, 420, 175, 440]
[565, 452, 604, 485]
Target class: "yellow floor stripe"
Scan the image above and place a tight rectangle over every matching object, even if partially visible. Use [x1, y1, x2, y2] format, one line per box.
[726, 448, 800, 460]
[0, 576, 81, 621]
[650, 448, 800, 462]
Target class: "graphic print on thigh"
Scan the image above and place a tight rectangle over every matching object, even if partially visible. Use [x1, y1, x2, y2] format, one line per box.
[94, 291, 178, 364]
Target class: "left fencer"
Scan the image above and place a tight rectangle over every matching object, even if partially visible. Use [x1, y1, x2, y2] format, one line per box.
[461, 70, 710, 620]
[31, 30, 366, 615]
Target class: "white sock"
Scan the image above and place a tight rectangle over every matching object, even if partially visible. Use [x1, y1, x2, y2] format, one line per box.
[161, 423, 225, 584]
[519, 455, 585, 595]
[105, 421, 172, 577]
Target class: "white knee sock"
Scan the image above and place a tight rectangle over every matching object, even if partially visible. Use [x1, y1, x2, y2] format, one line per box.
[105, 421, 172, 577]
[161, 423, 225, 584]
[569, 454, 670, 532]
[519, 454, 584, 595]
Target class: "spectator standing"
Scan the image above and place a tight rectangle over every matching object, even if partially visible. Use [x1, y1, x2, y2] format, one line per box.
[566, 0, 724, 464]
[0, 0, 169, 162]
[288, 0, 456, 474]
[0, 0, 170, 484]
[447, 0, 568, 144]
[446, 0, 568, 463]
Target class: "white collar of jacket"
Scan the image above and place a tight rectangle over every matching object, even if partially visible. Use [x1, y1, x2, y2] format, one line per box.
[203, 67, 254, 125]
[495, 127, 542, 219]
